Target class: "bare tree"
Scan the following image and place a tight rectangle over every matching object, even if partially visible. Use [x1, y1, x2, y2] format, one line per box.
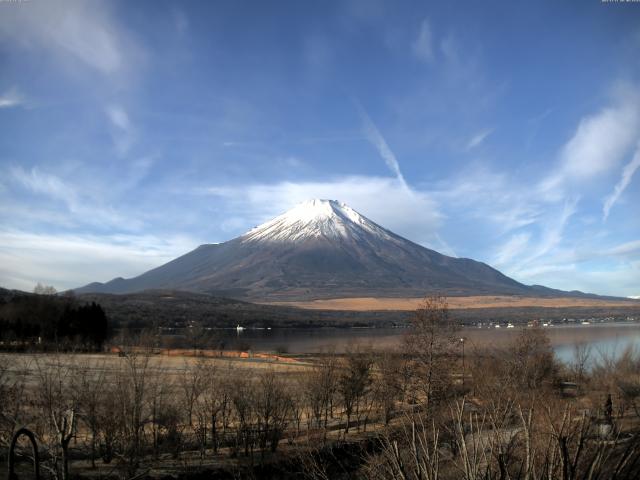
[373, 350, 403, 425]
[288, 379, 305, 441]
[179, 358, 206, 432]
[34, 355, 77, 480]
[155, 400, 183, 459]
[97, 386, 120, 465]
[338, 348, 372, 434]
[304, 355, 338, 441]
[230, 373, 255, 457]
[404, 295, 458, 410]
[254, 369, 291, 455]
[75, 358, 107, 468]
[365, 414, 441, 480]
[34, 282, 57, 295]
[506, 326, 557, 391]
[0, 356, 29, 454]
[184, 324, 212, 354]
[571, 341, 592, 384]
[199, 365, 230, 454]
[114, 352, 152, 477]
[147, 360, 173, 459]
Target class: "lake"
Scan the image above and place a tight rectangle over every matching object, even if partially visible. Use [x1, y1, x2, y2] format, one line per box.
[212, 322, 640, 364]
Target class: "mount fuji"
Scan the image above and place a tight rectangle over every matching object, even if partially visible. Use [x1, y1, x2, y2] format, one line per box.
[76, 199, 559, 300]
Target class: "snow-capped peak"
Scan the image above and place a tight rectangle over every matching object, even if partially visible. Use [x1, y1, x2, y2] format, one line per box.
[277, 199, 361, 224]
[241, 199, 394, 243]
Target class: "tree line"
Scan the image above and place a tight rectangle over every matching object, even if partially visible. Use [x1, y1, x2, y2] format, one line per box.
[0, 286, 108, 350]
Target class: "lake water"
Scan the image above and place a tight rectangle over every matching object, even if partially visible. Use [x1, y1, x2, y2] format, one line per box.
[213, 322, 640, 364]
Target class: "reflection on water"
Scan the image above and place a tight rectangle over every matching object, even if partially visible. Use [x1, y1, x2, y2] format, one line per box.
[211, 322, 640, 363]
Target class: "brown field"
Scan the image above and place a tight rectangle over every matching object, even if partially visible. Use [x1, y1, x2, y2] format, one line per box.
[267, 295, 640, 311]
[0, 351, 312, 378]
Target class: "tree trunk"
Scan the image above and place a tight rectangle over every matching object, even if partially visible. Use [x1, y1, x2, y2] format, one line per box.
[61, 440, 70, 480]
[211, 414, 218, 453]
[90, 429, 96, 469]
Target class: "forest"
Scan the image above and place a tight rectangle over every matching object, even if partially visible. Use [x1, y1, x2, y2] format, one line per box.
[0, 288, 108, 350]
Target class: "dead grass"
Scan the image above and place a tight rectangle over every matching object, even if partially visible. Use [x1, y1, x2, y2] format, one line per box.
[0, 351, 313, 381]
[266, 295, 639, 311]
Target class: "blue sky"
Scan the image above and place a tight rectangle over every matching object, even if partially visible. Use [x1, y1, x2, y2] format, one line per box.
[1, 0, 639, 297]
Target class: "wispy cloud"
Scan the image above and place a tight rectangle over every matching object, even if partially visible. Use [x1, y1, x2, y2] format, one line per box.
[603, 143, 640, 220]
[55, 6, 122, 74]
[514, 261, 640, 297]
[561, 99, 639, 179]
[434, 164, 589, 289]
[277, 156, 305, 169]
[509, 238, 640, 271]
[0, 229, 196, 291]
[0, 0, 139, 80]
[436, 167, 541, 234]
[489, 233, 640, 295]
[10, 166, 78, 208]
[494, 232, 531, 267]
[606, 240, 640, 258]
[540, 84, 640, 200]
[512, 197, 579, 272]
[432, 233, 457, 257]
[105, 104, 135, 154]
[8, 166, 142, 230]
[412, 18, 434, 63]
[466, 128, 493, 150]
[0, 87, 24, 109]
[357, 104, 407, 187]
[106, 104, 131, 131]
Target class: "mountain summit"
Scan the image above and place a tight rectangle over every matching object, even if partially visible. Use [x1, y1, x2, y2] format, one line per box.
[77, 200, 539, 300]
[242, 199, 396, 244]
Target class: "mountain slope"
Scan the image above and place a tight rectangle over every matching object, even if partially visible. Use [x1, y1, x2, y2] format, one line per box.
[76, 199, 543, 300]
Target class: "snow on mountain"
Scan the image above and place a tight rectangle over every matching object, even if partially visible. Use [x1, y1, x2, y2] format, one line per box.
[241, 199, 395, 244]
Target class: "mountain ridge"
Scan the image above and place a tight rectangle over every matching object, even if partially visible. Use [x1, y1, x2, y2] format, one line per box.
[75, 199, 607, 301]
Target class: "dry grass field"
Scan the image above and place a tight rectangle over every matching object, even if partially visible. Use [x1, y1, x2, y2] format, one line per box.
[268, 295, 640, 311]
[0, 351, 312, 380]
